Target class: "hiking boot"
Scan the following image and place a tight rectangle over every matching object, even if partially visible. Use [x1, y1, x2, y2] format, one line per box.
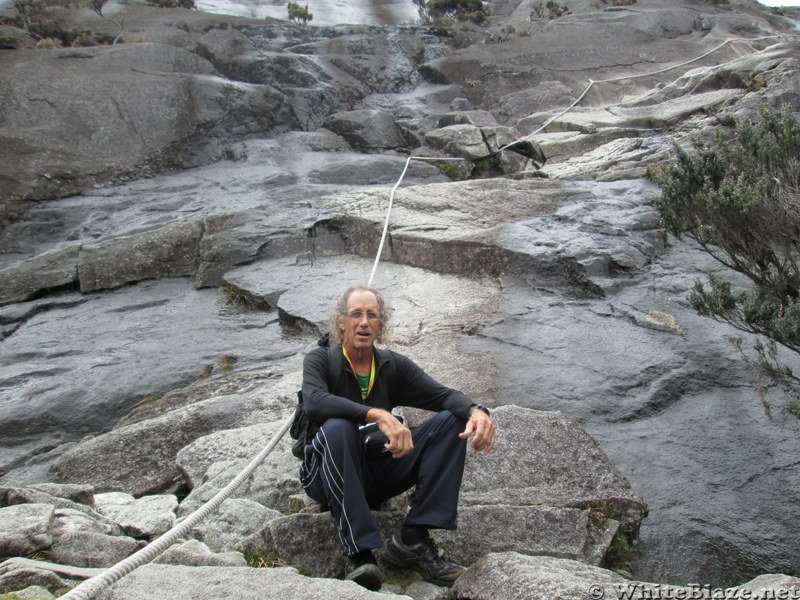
[383, 533, 466, 587]
[344, 554, 383, 591]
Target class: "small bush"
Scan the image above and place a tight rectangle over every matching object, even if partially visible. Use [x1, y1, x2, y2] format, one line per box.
[652, 108, 800, 417]
[36, 36, 63, 47]
[0, 35, 21, 48]
[413, 0, 485, 24]
[287, 1, 312, 25]
[219, 354, 237, 372]
[532, 0, 569, 19]
[147, 0, 195, 8]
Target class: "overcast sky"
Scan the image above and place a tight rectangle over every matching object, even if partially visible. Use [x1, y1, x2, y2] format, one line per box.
[755, 0, 799, 5]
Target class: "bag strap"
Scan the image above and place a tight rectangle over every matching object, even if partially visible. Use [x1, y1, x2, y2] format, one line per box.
[327, 343, 342, 389]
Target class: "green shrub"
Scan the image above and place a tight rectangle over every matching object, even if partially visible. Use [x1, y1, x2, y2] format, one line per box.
[651, 108, 800, 416]
[532, 0, 569, 19]
[147, 0, 195, 8]
[287, 1, 312, 25]
[413, 0, 485, 24]
[0, 34, 22, 48]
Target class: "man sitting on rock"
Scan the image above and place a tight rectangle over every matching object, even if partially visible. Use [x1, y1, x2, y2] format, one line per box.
[299, 286, 496, 591]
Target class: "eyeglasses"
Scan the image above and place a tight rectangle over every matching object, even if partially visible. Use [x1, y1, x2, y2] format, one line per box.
[345, 310, 380, 321]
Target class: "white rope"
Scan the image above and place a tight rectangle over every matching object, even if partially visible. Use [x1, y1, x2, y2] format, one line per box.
[368, 154, 413, 287]
[57, 416, 293, 600]
[506, 34, 787, 143]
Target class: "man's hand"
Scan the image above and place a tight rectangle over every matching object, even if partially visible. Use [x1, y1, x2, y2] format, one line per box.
[460, 406, 496, 453]
[365, 408, 413, 458]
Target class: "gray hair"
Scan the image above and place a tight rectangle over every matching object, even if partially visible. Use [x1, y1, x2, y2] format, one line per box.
[327, 286, 391, 346]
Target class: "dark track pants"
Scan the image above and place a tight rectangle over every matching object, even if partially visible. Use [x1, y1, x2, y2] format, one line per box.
[299, 410, 467, 556]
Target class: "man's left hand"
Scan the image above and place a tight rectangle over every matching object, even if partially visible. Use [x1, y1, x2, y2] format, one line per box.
[459, 407, 496, 453]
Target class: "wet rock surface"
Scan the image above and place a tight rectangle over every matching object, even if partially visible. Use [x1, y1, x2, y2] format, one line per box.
[1, 0, 800, 596]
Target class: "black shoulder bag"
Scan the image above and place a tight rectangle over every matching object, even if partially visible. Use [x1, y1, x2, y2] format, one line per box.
[290, 334, 341, 459]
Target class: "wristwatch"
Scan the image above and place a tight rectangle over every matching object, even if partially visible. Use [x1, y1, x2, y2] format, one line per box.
[471, 403, 491, 417]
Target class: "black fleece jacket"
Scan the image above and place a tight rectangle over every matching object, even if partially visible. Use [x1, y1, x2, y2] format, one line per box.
[301, 345, 474, 433]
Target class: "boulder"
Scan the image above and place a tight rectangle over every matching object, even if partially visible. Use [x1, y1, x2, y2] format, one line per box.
[424, 124, 490, 160]
[0, 558, 100, 594]
[154, 539, 247, 567]
[438, 110, 499, 128]
[176, 420, 302, 515]
[49, 531, 145, 568]
[94, 493, 178, 538]
[52, 508, 123, 538]
[0, 245, 80, 306]
[263, 512, 405, 579]
[50, 382, 295, 496]
[323, 110, 413, 151]
[28, 484, 95, 507]
[188, 498, 282, 553]
[96, 563, 412, 600]
[452, 552, 800, 600]
[1, 487, 98, 517]
[0, 504, 54, 559]
[459, 406, 646, 522]
[427, 405, 645, 566]
[8, 585, 55, 599]
[78, 220, 204, 293]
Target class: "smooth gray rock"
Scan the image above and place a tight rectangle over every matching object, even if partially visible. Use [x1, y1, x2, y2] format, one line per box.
[9, 585, 56, 599]
[49, 531, 145, 568]
[94, 493, 178, 538]
[438, 110, 499, 128]
[1, 0, 800, 592]
[95, 564, 412, 600]
[264, 512, 405, 579]
[0, 504, 54, 559]
[451, 553, 632, 600]
[27, 484, 95, 507]
[323, 110, 412, 151]
[188, 498, 282, 553]
[432, 505, 606, 567]
[459, 406, 646, 523]
[0, 245, 80, 306]
[50, 379, 296, 496]
[0, 557, 101, 594]
[452, 552, 800, 600]
[0, 41, 289, 211]
[0, 487, 97, 517]
[176, 417, 302, 515]
[154, 539, 247, 567]
[78, 220, 204, 293]
[52, 508, 123, 538]
[424, 124, 490, 160]
[0, 563, 66, 596]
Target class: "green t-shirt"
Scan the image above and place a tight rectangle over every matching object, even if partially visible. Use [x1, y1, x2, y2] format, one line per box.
[356, 372, 371, 399]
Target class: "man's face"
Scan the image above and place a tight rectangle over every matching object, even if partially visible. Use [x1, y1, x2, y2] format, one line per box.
[339, 289, 382, 352]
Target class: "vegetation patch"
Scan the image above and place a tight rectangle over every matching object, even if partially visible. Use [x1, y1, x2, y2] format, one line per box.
[287, 2, 312, 25]
[127, 393, 164, 411]
[218, 284, 267, 310]
[413, 0, 486, 25]
[532, 0, 569, 19]
[651, 108, 800, 418]
[243, 549, 289, 568]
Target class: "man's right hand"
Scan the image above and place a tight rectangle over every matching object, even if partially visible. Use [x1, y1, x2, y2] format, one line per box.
[365, 408, 413, 458]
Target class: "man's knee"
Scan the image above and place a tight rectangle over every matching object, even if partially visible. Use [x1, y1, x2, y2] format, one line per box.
[427, 410, 465, 434]
[318, 418, 361, 446]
